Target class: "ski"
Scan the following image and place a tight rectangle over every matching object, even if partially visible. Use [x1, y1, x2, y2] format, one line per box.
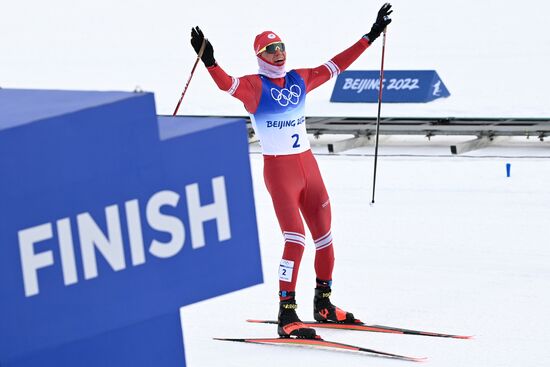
[247, 319, 472, 339]
[214, 336, 426, 362]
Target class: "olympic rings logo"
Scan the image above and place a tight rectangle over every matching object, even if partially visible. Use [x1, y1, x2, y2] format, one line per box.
[270, 84, 302, 107]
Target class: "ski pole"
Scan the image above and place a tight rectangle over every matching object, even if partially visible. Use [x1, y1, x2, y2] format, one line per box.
[173, 38, 207, 116]
[370, 28, 387, 205]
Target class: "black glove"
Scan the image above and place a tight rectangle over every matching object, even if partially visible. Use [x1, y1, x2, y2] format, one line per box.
[365, 3, 393, 43]
[191, 26, 216, 67]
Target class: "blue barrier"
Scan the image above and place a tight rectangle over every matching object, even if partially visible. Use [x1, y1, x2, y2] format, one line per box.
[330, 70, 450, 103]
[0, 89, 263, 366]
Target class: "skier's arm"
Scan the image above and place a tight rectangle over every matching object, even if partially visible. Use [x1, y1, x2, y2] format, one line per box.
[191, 26, 261, 113]
[295, 38, 370, 93]
[206, 65, 261, 113]
[296, 3, 393, 93]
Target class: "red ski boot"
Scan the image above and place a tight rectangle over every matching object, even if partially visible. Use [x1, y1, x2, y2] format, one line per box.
[313, 281, 361, 324]
[278, 297, 318, 339]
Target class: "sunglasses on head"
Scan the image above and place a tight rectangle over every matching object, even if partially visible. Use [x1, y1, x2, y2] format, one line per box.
[258, 42, 285, 55]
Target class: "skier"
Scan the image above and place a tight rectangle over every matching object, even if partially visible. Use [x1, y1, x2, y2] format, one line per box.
[190, 3, 393, 339]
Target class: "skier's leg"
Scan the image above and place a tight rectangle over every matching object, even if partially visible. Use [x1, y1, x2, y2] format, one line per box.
[264, 154, 316, 338]
[299, 151, 359, 324]
[297, 151, 334, 282]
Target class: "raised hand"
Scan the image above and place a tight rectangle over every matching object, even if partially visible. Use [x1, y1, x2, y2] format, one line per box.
[365, 3, 393, 43]
[191, 26, 216, 67]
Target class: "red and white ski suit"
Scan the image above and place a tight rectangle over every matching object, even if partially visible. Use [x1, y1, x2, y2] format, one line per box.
[206, 37, 371, 298]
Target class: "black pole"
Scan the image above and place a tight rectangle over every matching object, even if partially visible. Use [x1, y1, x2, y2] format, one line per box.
[371, 28, 387, 205]
[173, 38, 207, 116]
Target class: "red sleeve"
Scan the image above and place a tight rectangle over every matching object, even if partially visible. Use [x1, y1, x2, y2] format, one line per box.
[296, 37, 370, 93]
[206, 64, 263, 114]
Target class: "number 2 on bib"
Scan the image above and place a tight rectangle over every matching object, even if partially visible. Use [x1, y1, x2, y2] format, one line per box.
[291, 134, 300, 148]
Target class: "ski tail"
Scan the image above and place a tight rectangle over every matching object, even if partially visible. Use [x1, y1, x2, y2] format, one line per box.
[247, 319, 277, 325]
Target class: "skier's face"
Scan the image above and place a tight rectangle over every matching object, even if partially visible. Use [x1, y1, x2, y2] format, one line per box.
[260, 47, 286, 66]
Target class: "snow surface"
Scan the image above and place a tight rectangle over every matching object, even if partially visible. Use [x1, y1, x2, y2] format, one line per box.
[181, 140, 550, 367]
[3, 0, 550, 366]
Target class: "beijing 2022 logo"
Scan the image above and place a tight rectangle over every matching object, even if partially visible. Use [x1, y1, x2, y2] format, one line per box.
[270, 85, 301, 107]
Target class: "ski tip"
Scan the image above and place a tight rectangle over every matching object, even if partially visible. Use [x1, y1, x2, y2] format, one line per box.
[412, 356, 429, 363]
[383, 354, 427, 363]
[444, 334, 474, 340]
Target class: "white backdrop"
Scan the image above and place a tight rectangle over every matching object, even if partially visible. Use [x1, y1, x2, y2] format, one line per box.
[2, 0, 550, 117]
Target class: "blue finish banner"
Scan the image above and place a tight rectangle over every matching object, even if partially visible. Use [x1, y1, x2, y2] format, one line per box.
[0, 89, 263, 366]
[330, 70, 450, 103]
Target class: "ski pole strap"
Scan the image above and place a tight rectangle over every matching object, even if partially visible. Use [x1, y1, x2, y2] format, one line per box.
[198, 38, 207, 59]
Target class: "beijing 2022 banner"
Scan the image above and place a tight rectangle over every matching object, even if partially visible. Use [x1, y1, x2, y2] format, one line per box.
[330, 70, 450, 103]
